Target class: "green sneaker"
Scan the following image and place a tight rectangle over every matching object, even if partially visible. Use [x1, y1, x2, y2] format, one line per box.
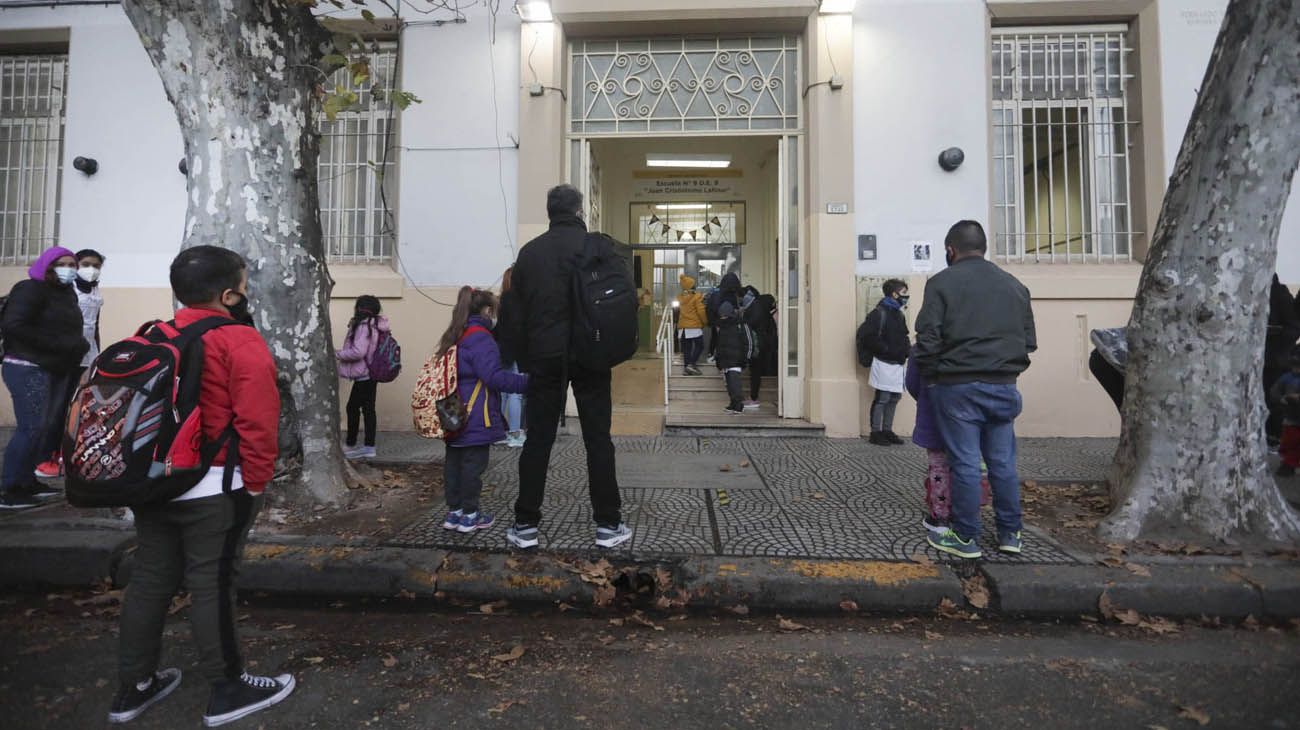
[998, 531, 1023, 554]
[927, 529, 982, 559]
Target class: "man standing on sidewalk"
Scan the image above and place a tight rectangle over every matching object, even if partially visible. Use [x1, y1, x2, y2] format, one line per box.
[501, 184, 631, 550]
[914, 221, 1036, 559]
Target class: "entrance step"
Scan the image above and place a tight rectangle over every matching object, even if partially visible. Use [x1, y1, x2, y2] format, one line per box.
[663, 412, 825, 438]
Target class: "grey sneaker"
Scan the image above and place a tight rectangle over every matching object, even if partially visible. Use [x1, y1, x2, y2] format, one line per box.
[108, 668, 182, 724]
[506, 524, 540, 549]
[595, 523, 633, 549]
[998, 530, 1024, 554]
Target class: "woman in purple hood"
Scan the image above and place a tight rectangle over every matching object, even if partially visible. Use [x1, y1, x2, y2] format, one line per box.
[1, 246, 89, 509]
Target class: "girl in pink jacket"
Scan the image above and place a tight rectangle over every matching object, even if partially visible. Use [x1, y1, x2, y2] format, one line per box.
[336, 295, 389, 459]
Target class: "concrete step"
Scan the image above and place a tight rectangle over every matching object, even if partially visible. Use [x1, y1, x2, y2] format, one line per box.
[663, 412, 825, 438]
[668, 400, 779, 416]
[670, 392, 778, 408]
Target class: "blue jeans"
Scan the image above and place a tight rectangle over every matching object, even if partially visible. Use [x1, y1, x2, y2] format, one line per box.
[929, 382, 1024, 542]
[682, 336, 704, 368]
[2, 363, 52, 491]
[502, 362, 525, 434]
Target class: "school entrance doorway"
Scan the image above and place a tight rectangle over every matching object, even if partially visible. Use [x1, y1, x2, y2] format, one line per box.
[572, 133, 813, 434]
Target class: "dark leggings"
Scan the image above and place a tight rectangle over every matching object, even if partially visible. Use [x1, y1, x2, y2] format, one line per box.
[870, 390, 901, 432]
[346, 380, 378, 447]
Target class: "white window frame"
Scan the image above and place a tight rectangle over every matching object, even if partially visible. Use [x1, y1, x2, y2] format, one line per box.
[991, 25, 1139, 263]
[0, 53, 67, 267]
[317, 42, 398, 265]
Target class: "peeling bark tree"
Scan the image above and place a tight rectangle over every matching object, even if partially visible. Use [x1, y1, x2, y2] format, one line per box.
[1104, 0, 1300, 544]
[123, 0, 349, 506]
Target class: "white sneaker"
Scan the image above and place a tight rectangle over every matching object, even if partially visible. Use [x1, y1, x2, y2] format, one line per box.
[595, 523, 633, 549]
[345, 446, 376, 460]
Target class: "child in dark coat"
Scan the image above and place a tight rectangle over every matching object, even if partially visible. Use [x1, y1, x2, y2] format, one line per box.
[714, 301, 753, 415]
[435, 287, 529, 533]
[905, 347, 991, 535]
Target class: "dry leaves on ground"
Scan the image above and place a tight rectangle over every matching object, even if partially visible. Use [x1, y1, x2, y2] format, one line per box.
[382, 654, 398, 668]
[719, 464, 733, 473]
[1124, 562, 1152, 577]
[168, 593, 192, 616]
[479, 599, 509, 615]
[910, 552, 934, 567]
[923, 630, 943, 641]
[629, 612, 665, 631]
[491, 645, 526, 663]
[727, 604, 751, 616]
[961, 574, 990, 609]
[839, 599, 859, 613]
[777, 616, 811, 632]
[1177, 705, 1211, 726]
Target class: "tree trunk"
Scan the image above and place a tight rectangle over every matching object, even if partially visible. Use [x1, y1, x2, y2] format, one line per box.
[1104, 0, 1300, 544]
[122, 0, 350, 506]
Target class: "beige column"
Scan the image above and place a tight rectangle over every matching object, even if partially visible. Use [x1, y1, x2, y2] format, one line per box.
[805, 12, 860, 437]
[516, 20, 568, 247]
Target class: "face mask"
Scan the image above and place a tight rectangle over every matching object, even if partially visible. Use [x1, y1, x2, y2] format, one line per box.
[54, 266, 76, 285]
[227, 292, 254, 326]
[898, 295, 911, 307]
[78, 266, 100, 283]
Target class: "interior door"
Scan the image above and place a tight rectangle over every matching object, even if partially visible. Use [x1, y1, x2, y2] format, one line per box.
[777, 135, 805, 419]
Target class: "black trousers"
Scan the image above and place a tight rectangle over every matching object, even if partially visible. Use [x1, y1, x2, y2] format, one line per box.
[1089, 350, 1125, 413]
[39, 370, 79, 458]
[345, 380, 378, 447]
[516, 358, 621, 527]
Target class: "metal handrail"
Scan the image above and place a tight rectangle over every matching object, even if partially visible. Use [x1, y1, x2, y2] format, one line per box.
[655, 302, 676, 406]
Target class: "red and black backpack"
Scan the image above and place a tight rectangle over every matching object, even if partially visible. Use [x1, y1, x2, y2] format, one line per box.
[63, 317, 246, 508]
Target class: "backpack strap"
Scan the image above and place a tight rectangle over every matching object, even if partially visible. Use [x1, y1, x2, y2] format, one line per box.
[459, 325, 491, 343]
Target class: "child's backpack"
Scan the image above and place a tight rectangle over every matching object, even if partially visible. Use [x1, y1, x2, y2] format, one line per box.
[855, 311, 885, 369]
[411, 325, 489, 440]
[366, 325, 402, 383]
[63, 318, 246, 508]
[569, 233, 638, 371]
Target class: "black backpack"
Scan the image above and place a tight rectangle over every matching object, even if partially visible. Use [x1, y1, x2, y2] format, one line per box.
[63, 317, 245, 508]
[856, 310, 885, 369]
[569, 233, 638, 370]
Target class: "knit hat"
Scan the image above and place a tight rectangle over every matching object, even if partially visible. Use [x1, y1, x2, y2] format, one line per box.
[680, 274, 695, 290]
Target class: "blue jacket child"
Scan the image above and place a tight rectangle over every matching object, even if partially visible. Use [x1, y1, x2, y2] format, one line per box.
[438, 287, 529, 534]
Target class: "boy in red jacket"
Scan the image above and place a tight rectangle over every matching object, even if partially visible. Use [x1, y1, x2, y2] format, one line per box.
[109, 246, 294, 727]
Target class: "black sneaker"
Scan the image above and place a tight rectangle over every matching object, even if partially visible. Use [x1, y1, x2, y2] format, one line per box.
[107, 668, 182, 724]
[16, 482, 61, 500]
[203, 672, 296, 727]
[884, 431, 905, 445]
[867, 431, 888, 446]
[0, 489, 41, 510]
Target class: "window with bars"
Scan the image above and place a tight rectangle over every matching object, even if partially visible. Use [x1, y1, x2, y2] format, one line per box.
[318, 43, 398, 264]
[990, 26, 1140, 263]
[0, 54, 67, 266]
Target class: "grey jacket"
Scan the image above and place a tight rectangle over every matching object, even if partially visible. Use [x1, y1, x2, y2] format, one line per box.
[913, 256, 1036, 383]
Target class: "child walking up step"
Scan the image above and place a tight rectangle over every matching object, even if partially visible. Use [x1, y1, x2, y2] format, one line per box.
[436, 287, 528, 533]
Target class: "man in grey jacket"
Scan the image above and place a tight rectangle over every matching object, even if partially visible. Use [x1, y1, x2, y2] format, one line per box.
[914, 220, 1036, 559]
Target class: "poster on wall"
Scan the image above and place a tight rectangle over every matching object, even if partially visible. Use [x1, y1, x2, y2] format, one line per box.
[911, 241, 934, 273]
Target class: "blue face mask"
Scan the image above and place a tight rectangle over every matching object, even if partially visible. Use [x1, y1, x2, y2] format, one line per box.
[54, 266, 77, 285]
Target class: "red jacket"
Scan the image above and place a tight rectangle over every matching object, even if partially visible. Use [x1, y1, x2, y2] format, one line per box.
[174, 307, 280, 493]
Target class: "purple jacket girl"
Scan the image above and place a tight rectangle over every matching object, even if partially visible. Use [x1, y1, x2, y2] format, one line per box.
[904, 346, 942, 450]
[448, 314, 529, 448]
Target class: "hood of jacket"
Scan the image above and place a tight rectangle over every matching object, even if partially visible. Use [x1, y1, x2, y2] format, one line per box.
[28, 246, 76, 282]
[720, 272, 741, 293]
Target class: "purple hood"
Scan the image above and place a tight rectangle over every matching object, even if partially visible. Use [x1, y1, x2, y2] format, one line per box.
[28, 246, 76, 281]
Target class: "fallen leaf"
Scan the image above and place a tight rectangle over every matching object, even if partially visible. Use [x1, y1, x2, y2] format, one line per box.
[608, 618, 625, 627]
[382, 654, 398, 668]
[94, 678, 108, 688]
[1116, 608, 1141, 626]
[811, 491, 826, 500]
[593, 585, 617, 608]
[937, 598, 962, 619]
[303, 657, 325, 665]
[1099, 591, 1117, 621]
[669, 614, 688, 621]
[629, 612, 664, 631]
[923, 630, 943, 641]
[727, 604, 750, 616]
[1137, 616, 1180, 635]
[839, 599, 859, 612]
[488, 700, 517, 715]
[491, 644, 526, 663]
[1124, 563, 1152, 577]
[167, 593, 193, 616]
[961, 574, 990, 610]
[777, 616, 810, 632]
[598, 634, 616, 645]
[479, 599, 509, 615]
[397, 703, 410, 712]
[739, 460, 751, 468]
[557, 602, 575, 612]
[273, 623, 297, 631]
[1177, 705, 1210, 726]
[909, 552, 934, 567]
[654, 567, 673, 590]
[719, 464, 733, 472]
[1243, 614, 1261, 632]
[505, 558, 521, 570]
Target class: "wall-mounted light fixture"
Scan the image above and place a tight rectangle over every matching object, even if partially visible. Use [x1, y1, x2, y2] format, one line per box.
[73, 156, 98, 175]
[938, 147, 965, 172]
[178, 158, 188, 176]
[516, 1, 552, 22]
[819, 0, 855, 14]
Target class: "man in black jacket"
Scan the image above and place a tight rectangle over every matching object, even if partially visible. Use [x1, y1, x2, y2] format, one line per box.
[501, 184, 630, 551]
[914, 221, 1036, 560]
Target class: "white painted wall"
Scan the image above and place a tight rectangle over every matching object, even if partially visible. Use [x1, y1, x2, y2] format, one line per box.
[0, 6, 185, 288]
[851, 0, 991, 279]
[1155, 0, 1300, 283]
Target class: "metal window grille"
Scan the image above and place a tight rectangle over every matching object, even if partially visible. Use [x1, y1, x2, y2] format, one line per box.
[318, 44, 398, 264]
[570, 36, 800, 134]
[0, 54, 67, 266]
[991, 26, 1140, 263]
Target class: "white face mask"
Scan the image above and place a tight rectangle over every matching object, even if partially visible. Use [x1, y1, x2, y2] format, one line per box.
[78, 266, 100, 283]
[54, 266, 76, 285]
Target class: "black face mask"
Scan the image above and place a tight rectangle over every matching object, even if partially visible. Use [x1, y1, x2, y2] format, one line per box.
[898, 295, 911, 307]
[228, 292, 254, 326]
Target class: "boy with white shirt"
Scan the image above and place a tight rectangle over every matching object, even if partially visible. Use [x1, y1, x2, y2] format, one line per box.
[109, 246, 294, 727]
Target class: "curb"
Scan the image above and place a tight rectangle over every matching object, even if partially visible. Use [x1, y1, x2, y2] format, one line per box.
[4, 524, 1300, 619]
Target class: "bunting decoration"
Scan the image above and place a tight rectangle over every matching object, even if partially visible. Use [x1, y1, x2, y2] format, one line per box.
[635, 204, 741, 245]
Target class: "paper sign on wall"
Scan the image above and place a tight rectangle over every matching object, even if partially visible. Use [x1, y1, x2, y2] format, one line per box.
[911, 241, 933, 273]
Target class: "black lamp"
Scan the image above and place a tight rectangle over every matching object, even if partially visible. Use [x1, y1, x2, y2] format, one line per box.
[938, 147, 965, 172]
[73, 156, 98, 175]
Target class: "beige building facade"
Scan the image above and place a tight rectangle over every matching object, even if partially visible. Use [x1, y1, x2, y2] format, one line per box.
[0, 0, 1296, 439]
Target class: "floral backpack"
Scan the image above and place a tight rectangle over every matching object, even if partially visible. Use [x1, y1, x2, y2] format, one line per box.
[411, 325, 489, 439]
